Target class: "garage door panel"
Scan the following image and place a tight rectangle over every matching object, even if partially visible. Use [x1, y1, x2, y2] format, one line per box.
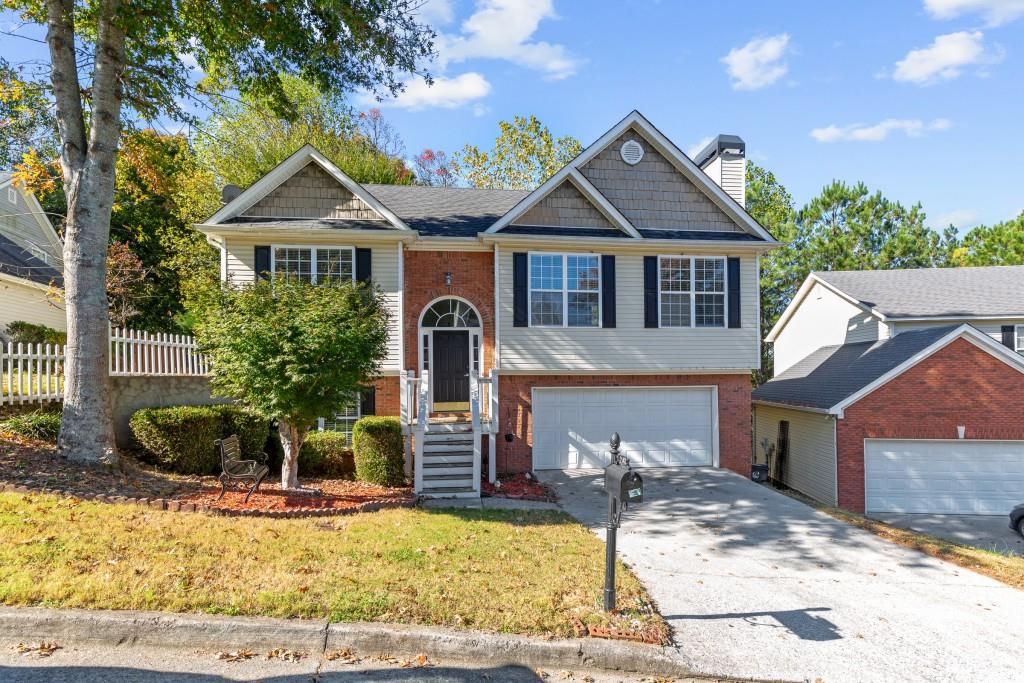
[533, 387, 714, 470]
[865, 440, 1024, 515]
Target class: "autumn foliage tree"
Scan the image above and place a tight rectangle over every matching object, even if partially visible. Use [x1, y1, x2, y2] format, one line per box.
[456, 115, 582, 189]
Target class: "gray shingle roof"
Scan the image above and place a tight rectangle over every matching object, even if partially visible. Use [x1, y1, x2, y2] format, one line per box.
[815, 266, 1024, 318]
[0, 233, 63, 287]
[363, 184, 529, 237]
[752, 325, 960, 410]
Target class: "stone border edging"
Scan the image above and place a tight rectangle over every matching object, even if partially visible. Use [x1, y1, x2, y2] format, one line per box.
[0, 481, 417, 518]
[0, 607, 692, 677]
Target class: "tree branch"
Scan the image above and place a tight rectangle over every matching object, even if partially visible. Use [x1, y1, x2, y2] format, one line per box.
[43, 0, 86, 196]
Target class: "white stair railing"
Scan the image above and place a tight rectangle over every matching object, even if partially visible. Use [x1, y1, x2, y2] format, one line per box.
[487, 369, 498, 483]
[413, 369, 429, 493]
[469, 369, 482, 493]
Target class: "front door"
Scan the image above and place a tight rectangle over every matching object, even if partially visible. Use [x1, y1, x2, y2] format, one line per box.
[432, 330, 469, 409]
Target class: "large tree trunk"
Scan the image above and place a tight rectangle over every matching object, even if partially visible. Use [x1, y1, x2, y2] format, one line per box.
[46, 0, 125, 464]
[278, 419, 308, 489]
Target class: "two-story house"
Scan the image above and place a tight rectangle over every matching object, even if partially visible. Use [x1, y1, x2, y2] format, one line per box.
[197, 111, 779, 498]
[0, 173, 65, 336]
[753, 266, 1024, 514]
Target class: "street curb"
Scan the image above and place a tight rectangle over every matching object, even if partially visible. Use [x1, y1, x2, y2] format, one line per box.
[0, 607, 691, 676]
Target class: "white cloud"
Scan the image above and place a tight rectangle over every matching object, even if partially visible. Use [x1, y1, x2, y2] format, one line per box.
[437, 0, 582, 80]
[892, 31, 1002, 84]
[721, 34, 791, 90]
[417, 0, 455, 26]
[365, 72, 492, 110]
[686, 137, 714, 159]
[924, 0, 1024, 26]
[933, 208, 980, 228]
[810, 118, 952, 142]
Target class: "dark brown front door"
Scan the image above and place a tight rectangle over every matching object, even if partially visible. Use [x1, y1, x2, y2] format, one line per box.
[433, 330, 469, 406]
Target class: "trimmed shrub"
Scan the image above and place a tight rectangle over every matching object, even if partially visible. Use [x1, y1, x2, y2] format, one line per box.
[0, 410, 61, 442]
[352, 416, 404, 486]
[301, 431, 355, 477]
[3, 321, 67, 346]
[210, 404, 269, 461]
[130, 406, 222, 474]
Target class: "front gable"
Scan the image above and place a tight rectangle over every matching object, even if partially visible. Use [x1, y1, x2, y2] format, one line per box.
[241, 162, 380, 220]
[512, 178, 617, 231]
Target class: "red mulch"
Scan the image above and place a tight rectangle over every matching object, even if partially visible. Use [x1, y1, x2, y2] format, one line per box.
[481, 473, 557, 502]
[181, 478, 412, 512]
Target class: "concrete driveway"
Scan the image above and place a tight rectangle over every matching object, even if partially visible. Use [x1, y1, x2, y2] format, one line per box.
[871, 513, 1024, 556]
[539, 468, 1024, 683]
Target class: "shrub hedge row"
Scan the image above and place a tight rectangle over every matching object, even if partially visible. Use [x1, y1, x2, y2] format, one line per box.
[300, 431, 355, 477]
[352, 416, 404, 486]
[0, 410, 62, 442]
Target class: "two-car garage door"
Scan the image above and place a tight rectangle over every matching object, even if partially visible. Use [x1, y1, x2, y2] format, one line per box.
[865, 439, 1024, 514]
[532, 387, 716, 469]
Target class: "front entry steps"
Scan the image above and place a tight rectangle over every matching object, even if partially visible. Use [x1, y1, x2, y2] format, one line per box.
[419, 422, 477, 498]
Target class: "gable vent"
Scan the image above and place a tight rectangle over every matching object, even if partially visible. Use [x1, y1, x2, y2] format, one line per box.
[620, 139, 644, 166]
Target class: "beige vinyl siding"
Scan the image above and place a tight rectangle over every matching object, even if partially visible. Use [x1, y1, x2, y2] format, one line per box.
[0, 277, 66, 333]
[512, 180, 617, 230]
[221, 236, 402, 372]
[579, 129, 740, 233]
[754, 404, 837, 505]
[890, 318, 1024, 345]
[498, 248, 760, 372]
[0, 187, 63, 266]
[773, 282, 883, 376]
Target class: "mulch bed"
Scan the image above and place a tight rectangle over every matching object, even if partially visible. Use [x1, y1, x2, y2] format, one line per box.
[481, 473, 557, 502]
[0, 431, 413, 516]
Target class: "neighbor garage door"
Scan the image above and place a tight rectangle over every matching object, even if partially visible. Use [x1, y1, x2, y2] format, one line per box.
[531, 387, 716, 469]
[865, 439, 1024, 514]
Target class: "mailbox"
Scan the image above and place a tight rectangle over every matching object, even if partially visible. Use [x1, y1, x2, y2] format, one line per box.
[604, 462, 643, 505]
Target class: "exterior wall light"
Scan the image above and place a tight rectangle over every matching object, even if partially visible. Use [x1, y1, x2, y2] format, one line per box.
[444, 272, 453, 287]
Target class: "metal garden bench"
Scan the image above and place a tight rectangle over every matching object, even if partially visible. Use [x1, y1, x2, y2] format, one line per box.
[215, 435, 269, 503]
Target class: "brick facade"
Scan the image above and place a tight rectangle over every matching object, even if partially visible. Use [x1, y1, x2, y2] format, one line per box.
[402, 250, 495, 374]
[496, 373, 751, 475]
[371, 376, 401, 418]
[835, 338, 1024, 512]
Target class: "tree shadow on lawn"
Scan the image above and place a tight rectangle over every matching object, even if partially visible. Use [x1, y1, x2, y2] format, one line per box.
[0, 664, 550, 682]
[416, 505, 581, 528]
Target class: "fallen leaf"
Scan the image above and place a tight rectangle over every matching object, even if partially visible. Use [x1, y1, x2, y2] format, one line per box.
[14, 642, 60, 657]
[215, 649, 255, 662]
[325, 648, 360, 664]
[266, 648, 304, 662]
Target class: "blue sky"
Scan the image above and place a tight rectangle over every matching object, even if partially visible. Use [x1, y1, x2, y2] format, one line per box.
[3, 0, 1022, 230]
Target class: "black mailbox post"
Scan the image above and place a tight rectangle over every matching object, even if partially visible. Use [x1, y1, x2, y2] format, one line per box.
[603, 432, 643, 611]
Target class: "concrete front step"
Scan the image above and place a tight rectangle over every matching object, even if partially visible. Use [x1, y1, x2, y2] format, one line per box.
[420, 486, 478, 497]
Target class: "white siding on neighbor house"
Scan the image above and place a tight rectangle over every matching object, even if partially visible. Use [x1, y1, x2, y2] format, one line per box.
[773, 282, 884, 376]
[890, 318, 1024, 346]
[497, 248, 760, 373]
[0, 276, 66, 333]
[0, 187, 62, 266]
[221, 236, 402, 372]
[754, 404, 837, 506]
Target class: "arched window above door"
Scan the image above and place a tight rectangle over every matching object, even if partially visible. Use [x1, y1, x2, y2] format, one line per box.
[421, 298, 481, 328]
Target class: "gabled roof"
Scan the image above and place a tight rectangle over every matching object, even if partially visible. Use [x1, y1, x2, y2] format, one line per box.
[487, 110, 777, 242]
[752, 324, 1024, 415]
[814, 266, 1024, 319]
[0, 232, 63, 287]
[0, 171, 65, 262]
[204, 145, 410, 230]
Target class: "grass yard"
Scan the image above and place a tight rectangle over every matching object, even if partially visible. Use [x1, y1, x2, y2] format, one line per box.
[783, 490, 1024, 591]
[0, 492, 667, 642]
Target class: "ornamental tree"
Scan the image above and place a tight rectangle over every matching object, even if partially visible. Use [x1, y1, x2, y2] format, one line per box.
[4, 0, 433, 464]
[193, 278, 391, 489]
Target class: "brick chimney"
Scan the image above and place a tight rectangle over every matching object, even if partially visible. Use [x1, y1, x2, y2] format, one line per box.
[693, 135, 746, 208]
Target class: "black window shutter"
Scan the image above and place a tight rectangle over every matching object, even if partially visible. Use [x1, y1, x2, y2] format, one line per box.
[601, 255, 616, 328]
[360, 387, 376, 416]
[1001, 325, 1015, 350]
[727, 257, 741, 328]
[513, 252, 528, 327]
[643, 256, 658, 328]
[254, 246, 271, 281]
[355, 248, 372, 283]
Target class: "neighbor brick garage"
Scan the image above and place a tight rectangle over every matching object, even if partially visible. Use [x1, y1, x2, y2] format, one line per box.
[497, 373, 751, 475]
[835, 338, 1024, 512]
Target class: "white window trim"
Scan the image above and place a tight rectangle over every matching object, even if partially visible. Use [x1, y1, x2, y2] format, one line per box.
[270, 244, 356, 284]
[657, 255, 728, 329]
[527, 251, 602, 328]
[1016, 324, 1024, 354]
[317, 400, 361, 443]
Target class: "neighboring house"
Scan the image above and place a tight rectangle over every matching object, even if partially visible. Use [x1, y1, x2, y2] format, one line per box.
[753, 266, 1024, 515]
[0, 173, 65, 335]
[196, 111, 779, 497]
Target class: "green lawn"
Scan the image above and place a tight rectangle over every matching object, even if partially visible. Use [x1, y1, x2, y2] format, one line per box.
[1, 371, 62, 397]
[0, 492, 667, 641]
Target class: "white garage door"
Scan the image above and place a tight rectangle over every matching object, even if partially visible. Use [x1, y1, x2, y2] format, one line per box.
[865, 439, 1024, 515]
[532, 387, 716, 469]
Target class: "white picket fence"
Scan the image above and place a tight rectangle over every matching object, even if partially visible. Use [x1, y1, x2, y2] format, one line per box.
[1, 327, 209, 406]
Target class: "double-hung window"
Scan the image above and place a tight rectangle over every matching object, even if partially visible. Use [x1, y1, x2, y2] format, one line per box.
[317, 401, 360, 444]
[529, 253, 600, 327]
[272, 246, 354, 284]
[1016, 325, 1024, 354]
[658, 256, 726, 328]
